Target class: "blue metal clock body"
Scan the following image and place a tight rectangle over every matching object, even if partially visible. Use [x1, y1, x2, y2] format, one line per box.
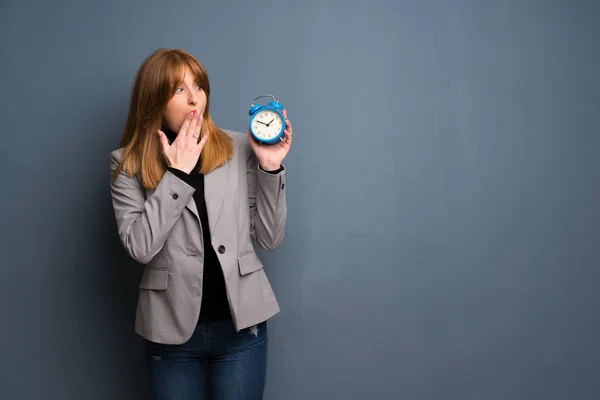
[248, 95, 285, 145]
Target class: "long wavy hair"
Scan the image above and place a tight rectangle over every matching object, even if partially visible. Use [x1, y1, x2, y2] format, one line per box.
[111, 48, 233, 188]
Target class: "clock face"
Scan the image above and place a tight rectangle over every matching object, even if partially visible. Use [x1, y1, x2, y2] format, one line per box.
[251, 109, 284, 141]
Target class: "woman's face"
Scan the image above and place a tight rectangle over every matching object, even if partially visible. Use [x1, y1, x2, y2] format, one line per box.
[163, 67, 207, 133]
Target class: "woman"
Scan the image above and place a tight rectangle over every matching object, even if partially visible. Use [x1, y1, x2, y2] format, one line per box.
[109, 48, 292, 399]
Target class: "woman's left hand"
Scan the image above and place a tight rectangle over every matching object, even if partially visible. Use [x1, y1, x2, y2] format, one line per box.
[248, 109, 293, 171]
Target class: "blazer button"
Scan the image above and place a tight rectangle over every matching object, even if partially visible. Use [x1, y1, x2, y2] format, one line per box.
[172, 193, 179, 200]
[281, 183, 285, 189]
[218, 245, 226, 254]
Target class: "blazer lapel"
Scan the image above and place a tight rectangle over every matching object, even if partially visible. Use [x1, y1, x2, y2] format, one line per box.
[185, 198, 200, 221]
[204, 161, 229, 234]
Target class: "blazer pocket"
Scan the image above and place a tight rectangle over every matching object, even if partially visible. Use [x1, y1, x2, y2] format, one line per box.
[238, 251, 264, 276]
[139, 269, 169, 290]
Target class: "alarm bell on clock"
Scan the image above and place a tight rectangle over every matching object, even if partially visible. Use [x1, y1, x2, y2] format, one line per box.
[249, 94, 286, 145]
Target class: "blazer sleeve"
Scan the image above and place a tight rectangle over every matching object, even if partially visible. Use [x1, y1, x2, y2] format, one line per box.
[246, 144, 288, 251]
[109, 150, 196, 264]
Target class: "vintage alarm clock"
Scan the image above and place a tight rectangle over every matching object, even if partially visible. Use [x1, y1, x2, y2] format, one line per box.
[248, 94, 286, 145]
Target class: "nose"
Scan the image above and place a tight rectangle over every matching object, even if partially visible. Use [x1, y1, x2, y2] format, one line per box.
[189, 92, 197, 106]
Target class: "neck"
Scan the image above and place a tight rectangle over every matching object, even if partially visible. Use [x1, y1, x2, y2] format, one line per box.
[161, 125, 178, 144]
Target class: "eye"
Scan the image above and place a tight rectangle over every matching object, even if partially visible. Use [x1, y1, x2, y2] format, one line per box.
[175, 87, 184, 93]
[196, 84, 202, 91]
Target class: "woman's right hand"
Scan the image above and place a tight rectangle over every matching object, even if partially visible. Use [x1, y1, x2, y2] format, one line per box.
[157, 111, 209, 174]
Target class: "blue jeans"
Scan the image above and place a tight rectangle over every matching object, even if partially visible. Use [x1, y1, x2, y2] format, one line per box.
[145, 320, 268, 400]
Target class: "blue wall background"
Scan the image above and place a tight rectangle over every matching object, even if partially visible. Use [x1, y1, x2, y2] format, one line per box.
[1, 1, 599, 399]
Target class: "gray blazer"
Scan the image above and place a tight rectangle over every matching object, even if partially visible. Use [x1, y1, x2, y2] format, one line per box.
[109, 129, 286, 345]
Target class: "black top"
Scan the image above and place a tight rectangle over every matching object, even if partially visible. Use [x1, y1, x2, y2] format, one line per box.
[162, 127, 282, 324]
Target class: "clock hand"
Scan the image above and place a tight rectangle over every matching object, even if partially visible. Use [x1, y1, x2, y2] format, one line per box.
[266, 118, 274, 127]
[257, 121, 268, 126]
